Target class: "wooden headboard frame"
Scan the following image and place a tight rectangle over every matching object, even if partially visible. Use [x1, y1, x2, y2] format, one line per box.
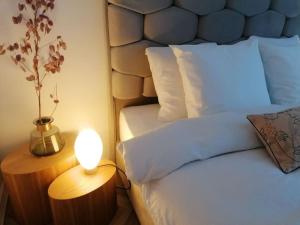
[107, 0, 300, 140]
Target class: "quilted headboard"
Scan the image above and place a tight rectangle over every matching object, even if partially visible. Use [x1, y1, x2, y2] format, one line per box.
[108, 0, 300, 102]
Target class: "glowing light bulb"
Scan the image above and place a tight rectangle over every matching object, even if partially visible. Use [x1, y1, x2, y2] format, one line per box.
[74, 129, 103, 173]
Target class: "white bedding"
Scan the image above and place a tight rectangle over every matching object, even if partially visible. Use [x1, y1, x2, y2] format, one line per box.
[119, 104, 300, 225]
[142, 148, 300, 225]
[119, 104, 166, 141]
[120, 111, 263, 183]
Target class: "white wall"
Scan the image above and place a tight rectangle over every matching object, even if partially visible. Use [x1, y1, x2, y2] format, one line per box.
[0, 0, 114, 159]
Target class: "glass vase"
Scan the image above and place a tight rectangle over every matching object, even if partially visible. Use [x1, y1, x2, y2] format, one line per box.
[30, 116, 65, 156]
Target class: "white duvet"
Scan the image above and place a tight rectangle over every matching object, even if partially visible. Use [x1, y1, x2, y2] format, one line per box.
[118, 105, 300, 225]
[142, 148, 300, 225]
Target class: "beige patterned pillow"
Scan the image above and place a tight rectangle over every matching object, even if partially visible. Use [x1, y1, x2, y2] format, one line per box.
[247, 107, 300, 173]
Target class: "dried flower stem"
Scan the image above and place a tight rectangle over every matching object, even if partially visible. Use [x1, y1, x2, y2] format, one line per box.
[50, 84, 58, 117]
[33, 7, 42, 121]
[40, 72, 48, 83]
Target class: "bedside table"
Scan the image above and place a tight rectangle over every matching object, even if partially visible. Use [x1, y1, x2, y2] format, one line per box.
[48, 160, 117, 225]
[1, 133, 77, 225]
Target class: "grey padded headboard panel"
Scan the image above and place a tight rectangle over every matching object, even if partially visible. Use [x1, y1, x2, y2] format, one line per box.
[108, 0, 300, 100]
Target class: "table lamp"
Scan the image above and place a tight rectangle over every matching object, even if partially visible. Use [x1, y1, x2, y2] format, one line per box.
[74, 129, 103, 174]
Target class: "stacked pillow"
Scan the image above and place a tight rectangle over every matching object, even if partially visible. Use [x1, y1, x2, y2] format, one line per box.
[251, 36, 300, 105]
[146, 35, 300, 121]
[171, 39, 271, 118]
[146, 47, 188, 121]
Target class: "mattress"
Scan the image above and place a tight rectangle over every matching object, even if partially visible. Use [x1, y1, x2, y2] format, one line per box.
[119, 104, 167, 142]
[118, 104, 166, 225]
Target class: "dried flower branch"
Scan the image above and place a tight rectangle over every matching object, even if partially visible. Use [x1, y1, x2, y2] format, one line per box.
[1, 0, 66, 122]
[49, 84, 59, 117]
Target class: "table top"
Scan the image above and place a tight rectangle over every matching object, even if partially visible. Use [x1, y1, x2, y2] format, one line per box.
[48, 160, 116, 200]
[1, 133, 77, 175]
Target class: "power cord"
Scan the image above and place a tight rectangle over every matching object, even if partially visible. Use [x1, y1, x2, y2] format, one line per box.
[98, 164, 131, 191]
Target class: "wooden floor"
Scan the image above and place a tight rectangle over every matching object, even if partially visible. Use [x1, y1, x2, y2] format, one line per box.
[110, 190, 141, 225]
[4, 189, 140, 225]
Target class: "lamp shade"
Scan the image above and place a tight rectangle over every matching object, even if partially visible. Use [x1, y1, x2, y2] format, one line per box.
[74, 129, 103, 171]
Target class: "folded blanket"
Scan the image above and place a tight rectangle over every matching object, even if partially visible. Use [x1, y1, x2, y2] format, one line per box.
[118, 105, 292, 184]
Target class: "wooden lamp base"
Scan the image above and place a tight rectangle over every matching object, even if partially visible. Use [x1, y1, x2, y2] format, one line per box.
[48, 160, 117, 225]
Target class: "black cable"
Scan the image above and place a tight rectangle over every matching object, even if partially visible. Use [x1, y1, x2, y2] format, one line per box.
[98, 164, 131, 191]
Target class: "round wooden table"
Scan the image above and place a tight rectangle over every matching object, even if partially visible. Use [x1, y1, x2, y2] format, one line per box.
[1, 133, 77, 225]
[48, 160, 117, 225]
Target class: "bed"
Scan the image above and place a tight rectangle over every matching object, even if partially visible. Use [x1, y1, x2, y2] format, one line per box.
[117, 104, 300, 225]
[107, 0, 300, 225]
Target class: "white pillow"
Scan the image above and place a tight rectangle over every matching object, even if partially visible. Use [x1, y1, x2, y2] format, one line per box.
[259, 44, 300, 105]
[146, 44, 217, 121]
[171, 39, 271, 118]
[250, 35, 300, 47]
[146, 47, 186, 121]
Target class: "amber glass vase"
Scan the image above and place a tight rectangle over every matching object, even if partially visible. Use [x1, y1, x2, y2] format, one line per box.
[30, 116, 65, 156]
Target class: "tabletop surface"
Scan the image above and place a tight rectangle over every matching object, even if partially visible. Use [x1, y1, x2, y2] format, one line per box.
[48, 160, 116, 200]
[1, 133, 76, 175]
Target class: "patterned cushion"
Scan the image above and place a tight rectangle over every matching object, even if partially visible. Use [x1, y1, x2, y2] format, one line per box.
[247, 107, 300, 173]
